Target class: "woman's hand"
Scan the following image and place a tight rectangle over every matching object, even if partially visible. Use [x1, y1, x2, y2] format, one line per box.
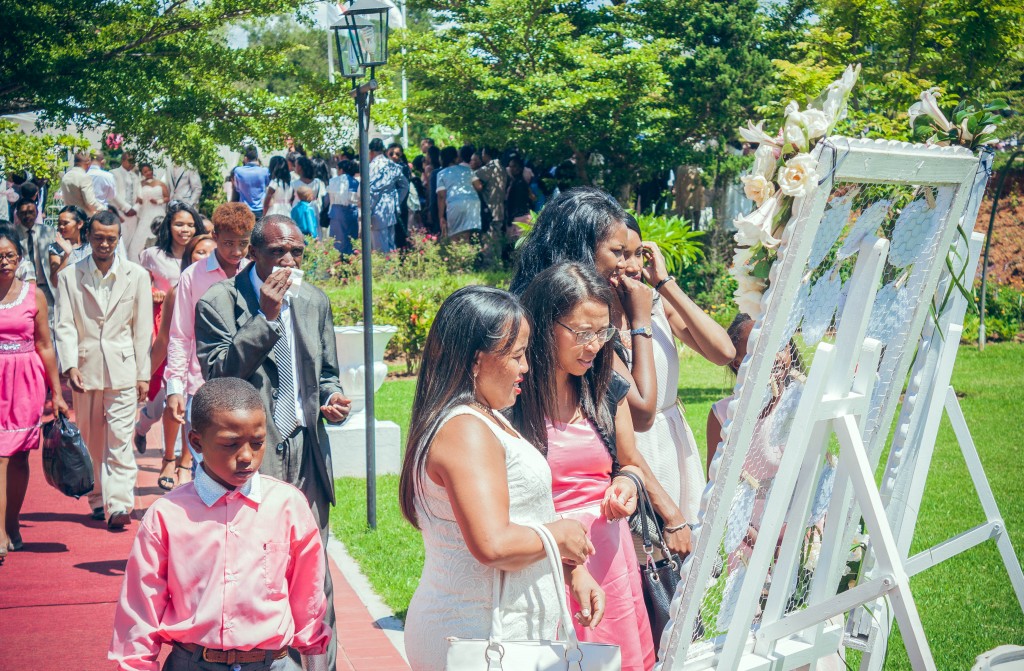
[616, 275, 654, 326]
[569, 566, 605, 630]
[601, 476, 638, 521]
[662, 517, 694, 557]
[546, 519, 595, 567]
[640, 241, 670, 287]
[51, 394, 70, 418]
[152, 289, 166, 305]
[55, 232, 72, 255]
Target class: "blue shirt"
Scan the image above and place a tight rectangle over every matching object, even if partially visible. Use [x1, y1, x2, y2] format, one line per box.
[291, 200, 319, 238]
[436, 164, 478, 205]
[233, 162, 270, 213]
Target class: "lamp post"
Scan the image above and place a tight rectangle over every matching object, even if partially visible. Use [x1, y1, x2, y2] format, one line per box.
[331, 0, 391, 529]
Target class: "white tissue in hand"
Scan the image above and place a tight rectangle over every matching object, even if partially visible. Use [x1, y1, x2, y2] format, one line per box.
[274, 266, 304, 299]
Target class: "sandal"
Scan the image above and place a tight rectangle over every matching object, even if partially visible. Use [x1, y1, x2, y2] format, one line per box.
[158, 458, 176, 491]
[176, 465, 193, 487]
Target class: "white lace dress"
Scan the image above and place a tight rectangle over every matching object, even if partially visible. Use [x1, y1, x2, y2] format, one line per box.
[404, 405, 560, 671]
[630, 292, 707, 523]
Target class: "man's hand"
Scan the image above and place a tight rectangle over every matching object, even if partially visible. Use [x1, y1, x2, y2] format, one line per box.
[321, 393, 352, 423]
[152, 289, 166, 305]
[67, 367, 86, 393]
[126, 208, 136, 217]
[259, 267, 292, 322]
[136, 380, 149, 401]
[165, 393, 186, 424]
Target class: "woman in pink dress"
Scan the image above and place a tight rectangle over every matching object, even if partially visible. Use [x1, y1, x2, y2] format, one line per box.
[0, 227, 67, 562]
[515, 262, 685, 670]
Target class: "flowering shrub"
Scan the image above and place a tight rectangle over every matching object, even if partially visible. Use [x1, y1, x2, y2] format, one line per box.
[377, 287, 435, 374]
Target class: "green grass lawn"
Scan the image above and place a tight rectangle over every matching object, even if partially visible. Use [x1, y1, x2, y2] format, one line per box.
[331, 344, 1024, 668]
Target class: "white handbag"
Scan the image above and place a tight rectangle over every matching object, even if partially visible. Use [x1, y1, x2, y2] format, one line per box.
[445, 522, 621, 671]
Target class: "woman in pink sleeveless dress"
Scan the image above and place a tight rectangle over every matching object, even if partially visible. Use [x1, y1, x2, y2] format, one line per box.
[0, 228, 67, 561]
[516, 263, 686, 670]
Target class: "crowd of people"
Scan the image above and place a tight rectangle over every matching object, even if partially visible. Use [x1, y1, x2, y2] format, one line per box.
[219, 136, 552, 258]
[1, 137, 775, 671]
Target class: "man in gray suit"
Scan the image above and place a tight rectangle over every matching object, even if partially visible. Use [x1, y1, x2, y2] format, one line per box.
[195, 214, 351, 668]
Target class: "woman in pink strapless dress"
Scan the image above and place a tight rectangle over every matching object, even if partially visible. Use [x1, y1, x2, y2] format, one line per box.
[515, 262, 692, 670]
[0, 227, 67, 558]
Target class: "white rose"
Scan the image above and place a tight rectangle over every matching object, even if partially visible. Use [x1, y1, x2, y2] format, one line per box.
[741, 174, 774, 206]
[752, 144, 776, 180]
[777, 153, 819, 198]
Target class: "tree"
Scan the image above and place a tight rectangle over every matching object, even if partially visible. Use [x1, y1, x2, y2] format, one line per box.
[0, 0, 363, 177]
[763, 0, 1024, 140]
[395, 0, 772, 200]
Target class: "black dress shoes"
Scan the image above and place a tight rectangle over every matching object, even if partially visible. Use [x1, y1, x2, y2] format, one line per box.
[90, 507, 105, 521]
[107, 511, 131, 530]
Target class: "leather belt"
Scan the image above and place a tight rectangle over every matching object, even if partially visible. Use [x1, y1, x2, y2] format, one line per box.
[174, 641, 288, 664]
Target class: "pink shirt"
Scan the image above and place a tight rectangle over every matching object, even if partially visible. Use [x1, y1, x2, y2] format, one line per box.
[164, 255, 242, 397]
[109, 470, 330, 670]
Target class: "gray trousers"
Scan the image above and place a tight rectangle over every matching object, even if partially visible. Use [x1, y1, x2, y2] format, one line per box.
[162, 645, 300, 671]
[285, 427, 338, 670]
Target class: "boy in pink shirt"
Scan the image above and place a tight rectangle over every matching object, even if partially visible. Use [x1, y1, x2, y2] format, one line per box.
[110, 378, 331, 671]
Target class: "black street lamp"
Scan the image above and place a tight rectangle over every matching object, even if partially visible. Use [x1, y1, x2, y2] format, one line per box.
[330, 0, 391, 529]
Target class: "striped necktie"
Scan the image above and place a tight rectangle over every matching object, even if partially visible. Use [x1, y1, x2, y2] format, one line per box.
[272, 313, 298, 436]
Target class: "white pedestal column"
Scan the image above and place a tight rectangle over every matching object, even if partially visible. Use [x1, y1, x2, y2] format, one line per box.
[326, 325, 402, 478]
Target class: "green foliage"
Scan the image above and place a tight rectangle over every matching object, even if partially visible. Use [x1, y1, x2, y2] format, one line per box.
[630, 212, 706, 277]
[762, 0, 1024, 141]
[395, 0, 771, 197]
[377, 288, 434, 375]
[0, 120, 90, 184]
[961, 283, 1024, 343]
[0, 0, 366, 176]
[677, 259, 740, 327]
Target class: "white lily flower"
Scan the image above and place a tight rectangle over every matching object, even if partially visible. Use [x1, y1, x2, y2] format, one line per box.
[959, 117, 974, 144]
[784, 111, 809, 152]
[918, 88, 954, 132]
[734, 196, 781, 248]
[735, 288, 764, 320]
[803, 109, 830, 139]
[752, 144, 776, 180]
[738, 120, 780, 147]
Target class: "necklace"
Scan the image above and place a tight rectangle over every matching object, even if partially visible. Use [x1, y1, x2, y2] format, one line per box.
[469, 400, 494, 417]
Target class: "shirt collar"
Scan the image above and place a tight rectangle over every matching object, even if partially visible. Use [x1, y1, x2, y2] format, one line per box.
[193, 464, 262, 507]
[88, 253, 119, 279]
[205, 253, 221, 272]
[249, 264, 292, 306]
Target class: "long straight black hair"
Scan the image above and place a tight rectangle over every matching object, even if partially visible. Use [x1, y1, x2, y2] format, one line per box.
[512, 262, 616, 454]
[509, 186, 628, 295]
[399, 285, 529, 528]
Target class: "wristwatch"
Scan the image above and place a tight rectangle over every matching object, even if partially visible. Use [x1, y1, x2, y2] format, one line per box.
[629, 326, 653, 338]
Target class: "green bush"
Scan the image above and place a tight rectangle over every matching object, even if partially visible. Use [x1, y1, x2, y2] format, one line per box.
[961, 284, 1024, 344]
[630, 211, 706, 278]
[677, 259, 739, 326]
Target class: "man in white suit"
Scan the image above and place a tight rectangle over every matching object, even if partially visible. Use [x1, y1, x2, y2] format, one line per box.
[165, 163, 202, 206]
[54, 210, 153, 530]
[111, 153, 142, 257]
[60, 152, 103, 217]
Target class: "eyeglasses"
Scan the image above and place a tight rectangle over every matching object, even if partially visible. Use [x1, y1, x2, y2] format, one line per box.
[0, 253, 21, 263]
[556, 321, 617, 347]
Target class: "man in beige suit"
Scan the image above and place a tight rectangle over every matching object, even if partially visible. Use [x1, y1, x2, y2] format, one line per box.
[60, 151, 103, 217]
[54, 210, 153, 530]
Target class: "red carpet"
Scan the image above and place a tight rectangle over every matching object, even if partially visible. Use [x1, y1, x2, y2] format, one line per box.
[0, 412, 409, 671]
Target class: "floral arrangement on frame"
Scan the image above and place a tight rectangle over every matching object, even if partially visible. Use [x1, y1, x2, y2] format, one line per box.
[729, 66, 1005, 320]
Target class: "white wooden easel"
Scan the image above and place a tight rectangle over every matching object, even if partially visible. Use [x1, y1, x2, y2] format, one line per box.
[657, 139, 992, 670]
[846, 152, 1024, 669]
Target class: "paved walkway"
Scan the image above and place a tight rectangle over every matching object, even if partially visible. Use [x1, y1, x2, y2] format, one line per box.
[0, 415, 409, 671]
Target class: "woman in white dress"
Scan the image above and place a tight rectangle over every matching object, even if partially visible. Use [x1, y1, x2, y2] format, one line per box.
[262, 155, 294, 217]
[614, 215, 735, 554]
[401, 285, 605, 671]
[132, 163, 169, 262]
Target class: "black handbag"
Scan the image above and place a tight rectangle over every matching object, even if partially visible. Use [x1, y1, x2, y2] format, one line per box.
[617, 470, 682, 650]
[41, 414, 94, 498]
